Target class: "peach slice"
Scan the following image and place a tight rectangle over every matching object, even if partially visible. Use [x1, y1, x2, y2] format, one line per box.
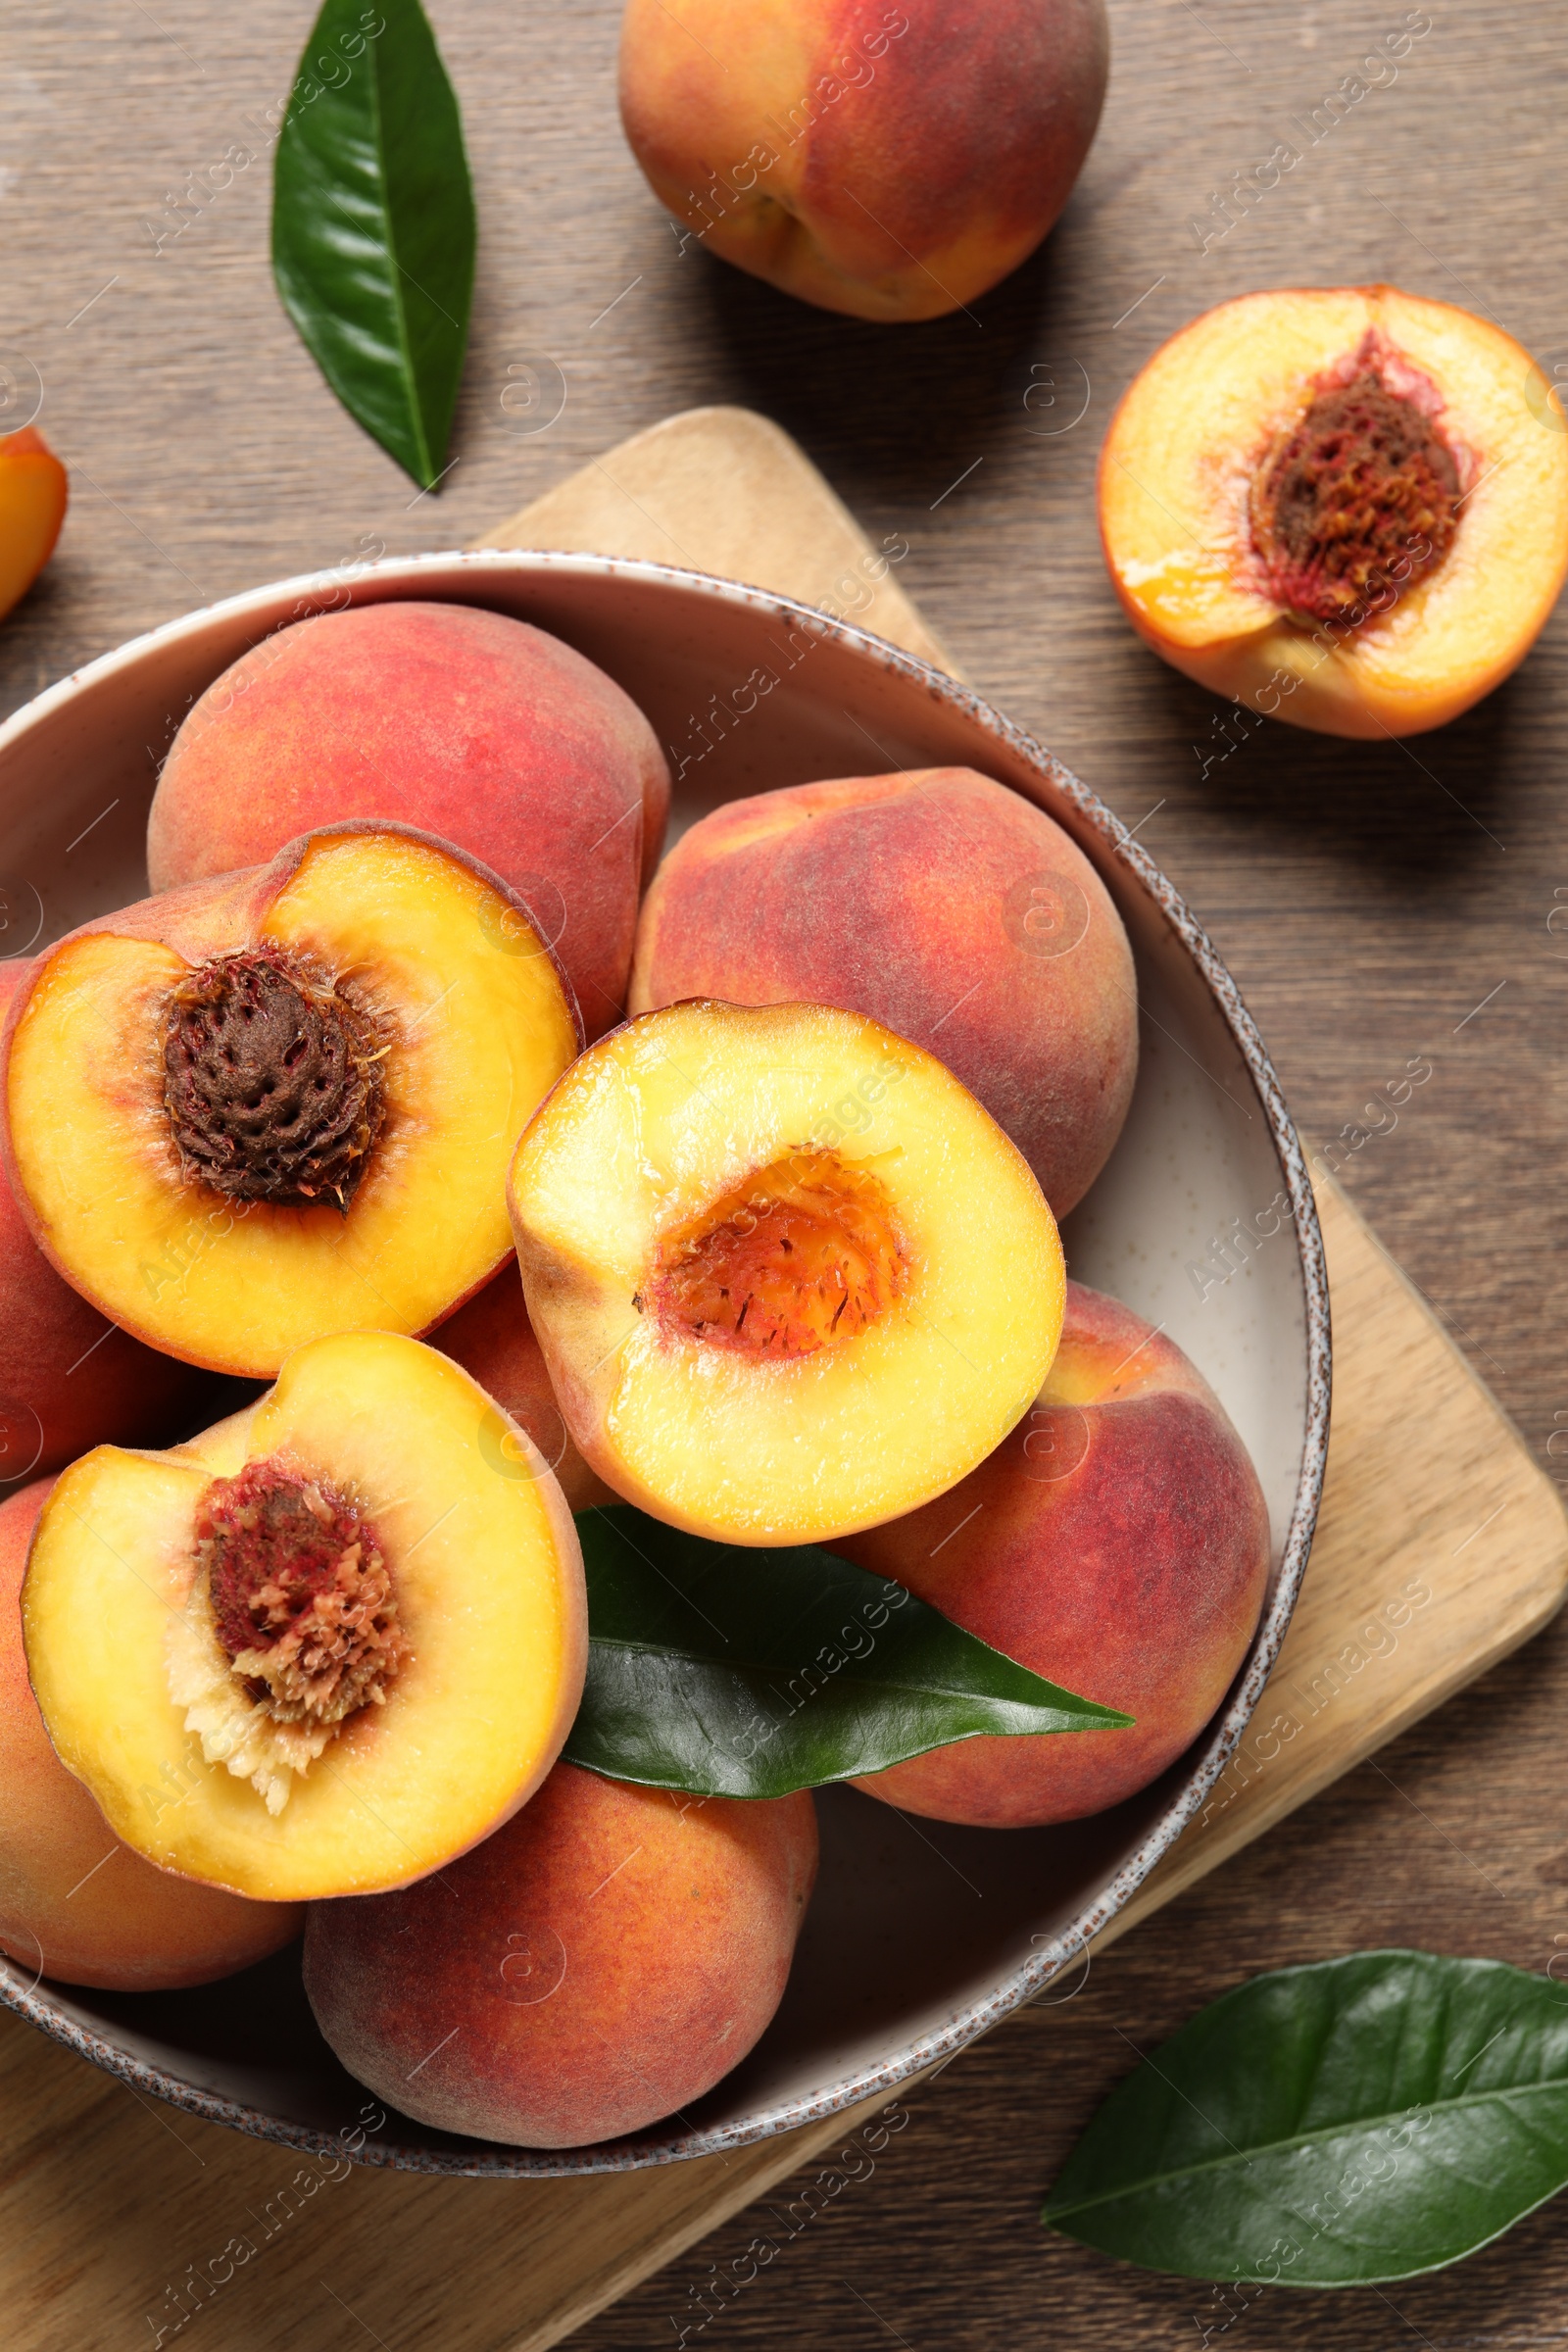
[2, 823, 582, 1378]
[146, 604, 672, 1039]
[0, 427, 68, 623]
[842, 1281, 1271, 1825]
[629, 766, 1138, 1216]
[1099, 286, 1568, 737]
[304, 1763, 818, 2147]
[0, 1477, 304, 1989]
[22, 1331, 587, 1901]
[508, 1000, 1064, 1545]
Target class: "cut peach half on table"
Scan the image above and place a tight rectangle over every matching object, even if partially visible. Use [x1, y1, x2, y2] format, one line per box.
[22, 1331, 587, 1902]
[1, 822, 582, 1377]
[0, 426, 68, 623]
[508, 1000, 1065, 1546]
[1098, 285, 1568, 737]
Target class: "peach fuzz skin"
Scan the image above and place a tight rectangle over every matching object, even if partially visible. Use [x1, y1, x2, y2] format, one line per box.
[618, 0, 1107, 322]
[435, 1262, 614, 1514]
[0, 959, 209, 1492]
[304, 1764, 818, 2148]
[841, 1282, 1271, 1827]
[0, 427, 68, 623]
[0, 1480, 303, 1990]
[629, 768, 1138, 1217]
[145, 602, 671, 1038]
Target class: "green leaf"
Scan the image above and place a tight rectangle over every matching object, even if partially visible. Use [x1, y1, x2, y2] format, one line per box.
[1043, 1949, 1568, 2286]
[271, 0, 475, 488]
[562, 1504, 1131, 1801]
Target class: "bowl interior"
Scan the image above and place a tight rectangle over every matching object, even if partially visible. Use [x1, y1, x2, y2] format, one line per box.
[0, 554, 1326, 2175]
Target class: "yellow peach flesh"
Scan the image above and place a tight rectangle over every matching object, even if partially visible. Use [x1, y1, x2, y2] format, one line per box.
[1100, 286, 1568, 736]
[4, 830, 580, 1374]
[22, 1332, 587, 1901]
[509, 1002, 1064, 1545]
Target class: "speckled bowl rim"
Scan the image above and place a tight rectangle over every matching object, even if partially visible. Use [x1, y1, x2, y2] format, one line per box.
[0, 548, 1331, 2178]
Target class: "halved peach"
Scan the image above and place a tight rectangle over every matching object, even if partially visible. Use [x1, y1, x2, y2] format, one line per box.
[22, 1331, 587, 1901]
[2, 823, 582, 1377]
[1099, 286, 1568, 736]
[0, 427, 68, 623]
[0, 1477, 304, 1989]
[508, 1000, 1064, 1545]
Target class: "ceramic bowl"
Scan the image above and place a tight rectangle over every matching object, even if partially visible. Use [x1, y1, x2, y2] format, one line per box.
[0, 552, 1329, 2176]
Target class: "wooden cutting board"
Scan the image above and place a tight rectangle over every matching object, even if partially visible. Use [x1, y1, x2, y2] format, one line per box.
[5, 408, 1566, 2352]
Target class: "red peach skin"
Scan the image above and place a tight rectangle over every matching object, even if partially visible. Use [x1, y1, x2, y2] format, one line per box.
[0, 960, 209, 1490]
[618, 0, 1109, 323]
[303, 1764, 818, 2147]
[842, 1282, 1271, 1825]
[435, 1262, 614, 1513]
[0, 1479, 304, 1988]
[630, 767, 1138, 1216]
[145, 602, 670, 1038]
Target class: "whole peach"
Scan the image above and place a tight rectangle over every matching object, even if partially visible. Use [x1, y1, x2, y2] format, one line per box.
[145, 602, 670, 1038]
[841, 1282, 1271, 1826]
[0, 1479, 303, 1988]
[434, 1262, 614, 1513]
[629, 767, 1137, 1216]
[618, 0, 1108, 322]
[0, 960, 209, 1493]
[304, 1764, 818, 2147]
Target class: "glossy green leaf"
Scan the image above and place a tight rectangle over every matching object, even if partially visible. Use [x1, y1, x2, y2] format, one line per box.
[1043, 1949, 1568, 2286]
[272, 0, 475, 487]
[562, 1505, 1131, 1800]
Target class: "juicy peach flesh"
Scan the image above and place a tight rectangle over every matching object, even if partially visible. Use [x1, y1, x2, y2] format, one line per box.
[508, 1000, 1065, 1546]
[1099, 286, 1568, 736]
[0, 427, 68, 622]
[650, 1149, 906, 1357]
[0, 1477, 304, 1992]
[22, 1331, 588, 1901]
[1, 825, 582, 1377]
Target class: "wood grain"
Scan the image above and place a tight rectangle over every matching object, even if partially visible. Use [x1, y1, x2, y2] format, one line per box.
[1, 401, 1563, 2352]
[3, 1, 1567, 2343]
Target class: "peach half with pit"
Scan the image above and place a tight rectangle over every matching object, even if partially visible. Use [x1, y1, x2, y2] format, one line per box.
[0, 1477, 304, 1990]
[0, 426, 68, 625]
[304, 1761, 818, 2147]
[842, 1281, 1271, 1825]
[147, 602, 671, 1039]
[508, 1000, 1065, 1545]
[2, 822, 582, 1379]
[1099, 286, 1568, 736]
[21, 1330, 587, 1901]
[629, 765, 1138, 1217]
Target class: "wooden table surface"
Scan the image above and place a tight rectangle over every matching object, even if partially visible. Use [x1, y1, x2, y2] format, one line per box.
[5, 1, 1568, 2344]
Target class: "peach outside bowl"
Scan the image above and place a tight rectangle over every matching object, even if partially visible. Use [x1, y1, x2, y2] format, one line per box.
[0, 552, 1329, 2177]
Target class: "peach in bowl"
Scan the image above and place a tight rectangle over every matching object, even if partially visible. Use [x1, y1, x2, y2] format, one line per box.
[0, 552, 1326, 2176]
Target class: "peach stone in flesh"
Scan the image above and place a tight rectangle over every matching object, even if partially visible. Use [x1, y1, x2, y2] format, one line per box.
[1, 824, 582, 1378]
[23, 1331, 588, 1901]
[1098, 285, 1568, 736]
